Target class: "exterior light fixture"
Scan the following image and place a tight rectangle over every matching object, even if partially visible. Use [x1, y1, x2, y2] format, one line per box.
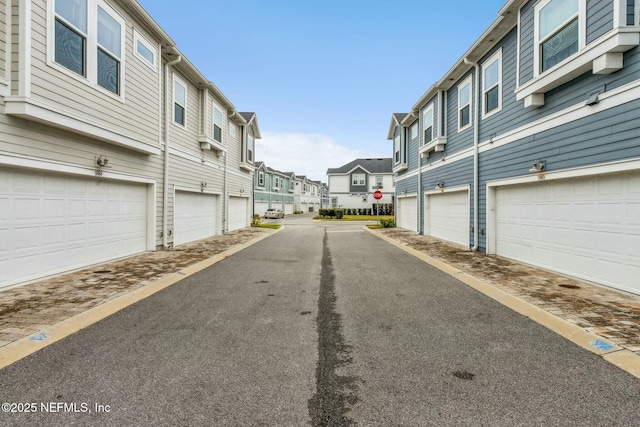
[95, 155, 109, 167]
[435, 181, 445, 189]
[529, 160, 545, 173]
[585, 91, 600, 106]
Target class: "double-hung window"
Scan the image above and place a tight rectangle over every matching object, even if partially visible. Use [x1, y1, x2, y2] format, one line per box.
[458, 77, 472, 131]
[173, 77, 187, 126]
[258, 172, 264, 187]
[213, 107, 223, 143]
[53, 0, 124, 95]
[352, 173, 365, 186]
[394, 134, 400, 163]
[537, 0, 579, 73]
[375, 176, 383, 189]
[482, 49, 502, 117]
[423, 105, 434, 143]
[247, 131, 255, 163]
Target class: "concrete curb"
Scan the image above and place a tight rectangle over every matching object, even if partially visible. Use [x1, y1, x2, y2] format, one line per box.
[0, 227, 281, 370]
[365, 226, 640, 380]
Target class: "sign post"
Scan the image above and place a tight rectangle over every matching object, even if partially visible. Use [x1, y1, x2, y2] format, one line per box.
[373, 189, 383, 225]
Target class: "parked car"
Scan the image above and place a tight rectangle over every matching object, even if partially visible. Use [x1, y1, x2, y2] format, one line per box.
[264, 208, 284, 219]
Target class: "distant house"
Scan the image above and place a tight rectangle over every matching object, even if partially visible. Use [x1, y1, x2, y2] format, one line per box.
[254, 162, 295, 215]
[388, 0, 640, 295]
[326, 158, 394, 209]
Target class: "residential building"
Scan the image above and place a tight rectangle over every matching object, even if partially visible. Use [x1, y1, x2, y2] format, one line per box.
[388, 0, 640, 295]
[326, 158, 394, 209]
[254, 162, 295, 215]
[0, 0, 258, 289]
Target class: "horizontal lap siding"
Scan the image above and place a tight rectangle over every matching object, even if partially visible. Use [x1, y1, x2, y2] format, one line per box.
[29, 2, 160, 148]
[587, 0, 613, 44]
[519, 0, 535, 86]
[407, 119, 420, 171]
[0, 0, 5, 77]
[394, 174, 418, 196]
[478, 99, 640, 251]
[420, 157, 474, 236]
[445, 73, 475, 155]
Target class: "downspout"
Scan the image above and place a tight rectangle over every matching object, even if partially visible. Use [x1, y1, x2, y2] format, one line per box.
[163, 54, 182, 249]
[224, 111, 237, 234]
[464, 58, 480, 251]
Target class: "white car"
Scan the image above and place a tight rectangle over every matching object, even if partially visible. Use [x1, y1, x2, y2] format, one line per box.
[264, 208, 284, 219]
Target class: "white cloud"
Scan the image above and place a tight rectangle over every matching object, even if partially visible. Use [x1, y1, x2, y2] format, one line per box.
[255, 132, 363, 182]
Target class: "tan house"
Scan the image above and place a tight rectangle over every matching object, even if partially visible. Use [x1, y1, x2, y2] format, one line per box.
[0, 0, 259, 289]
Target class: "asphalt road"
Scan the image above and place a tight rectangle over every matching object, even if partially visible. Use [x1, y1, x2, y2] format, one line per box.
[1, 215, 639, 426]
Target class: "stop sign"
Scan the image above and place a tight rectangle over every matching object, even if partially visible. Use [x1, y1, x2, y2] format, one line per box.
[373, 190, 383, 200]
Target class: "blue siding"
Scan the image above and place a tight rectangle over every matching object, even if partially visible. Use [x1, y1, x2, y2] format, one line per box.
[395, 175, 418, 195]
[407, 119, 420, 172]
[519, 0, 536, 86]
[445, 71, 475, 155]
[419, 157, 474, 236]
[587, 0, 614, 44]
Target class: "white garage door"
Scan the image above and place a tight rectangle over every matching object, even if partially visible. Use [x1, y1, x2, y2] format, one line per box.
[174, 191, 218, 246]
[397, 197, 418, 232]
[228, 196, 248, 232]
[0, 168, 147, 288]
[284, 203, 294, 215]
[495, 172, 640, 294]
[255, 201, 268, 217]
[426, 190, 469, 247]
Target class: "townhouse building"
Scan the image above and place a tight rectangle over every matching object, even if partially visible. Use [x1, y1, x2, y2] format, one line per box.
[293, 175, 322, 213]
[254, 162, 295, 215]
[327, 158, 395, 209]
[0, 0, 258, 289]
[389, 0, 640, 295]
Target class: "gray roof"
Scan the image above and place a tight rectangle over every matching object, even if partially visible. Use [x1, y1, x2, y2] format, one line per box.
[326, 158, 393, 175]
[392, 113, 408, 123]
[239, 112, 255, 122]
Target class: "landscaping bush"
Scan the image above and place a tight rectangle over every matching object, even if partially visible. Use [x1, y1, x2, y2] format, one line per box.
[379, 218, 396, 228]
[335, 209, 344, 219]
[251, 214, 262, 226]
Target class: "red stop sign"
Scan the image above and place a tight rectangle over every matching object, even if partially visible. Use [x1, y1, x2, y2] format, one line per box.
[373, 190, 383, 200]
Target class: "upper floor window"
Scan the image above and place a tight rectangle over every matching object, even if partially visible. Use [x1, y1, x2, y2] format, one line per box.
[537, 0, 579, 73]
[213, 107, 223, 143]
[274, 177, 280, 188]
[173, 77, 187, 126]
[258, 171, 264, 187]
[423, 105, 434, 143]
[247, 132, 255, 163]
[394, 133, 400, 163]
[134, 30, 156, 69]
[482, 49, 502, 117]
[375, 176, 383, 189]
[410, 122, 418, 140]
[53, 0, 124, 96]
[352, 173, 365, 186]
[458, 77, 472, 131]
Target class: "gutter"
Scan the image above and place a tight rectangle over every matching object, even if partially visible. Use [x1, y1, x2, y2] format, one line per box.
[162, 54, 182, 249]
[464, 58, 480, 251]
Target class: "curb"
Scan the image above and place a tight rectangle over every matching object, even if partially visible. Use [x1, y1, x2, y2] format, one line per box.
[0, 228, 281, 370]
[365, 227, 640, 380]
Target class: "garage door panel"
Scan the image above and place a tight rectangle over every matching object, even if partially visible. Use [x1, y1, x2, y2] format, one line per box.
[228, 197, 248, 232]
[175, 192, 218, 245]
[398, 197, 417, 232]
[496, 172, 640, 294]
[427, 191, 469, 246]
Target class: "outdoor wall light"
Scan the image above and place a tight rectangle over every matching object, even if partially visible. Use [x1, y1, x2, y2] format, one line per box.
[201, 181, 207, 190]
[529, 160, 545, 173]
[585, 91, 600, 106]
[95, 155, 109, 167]
[435, 181, 445, 189]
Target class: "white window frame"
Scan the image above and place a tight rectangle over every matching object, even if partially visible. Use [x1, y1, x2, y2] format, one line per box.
[213, 105, 224, 143]
[247, 131, 255, 163]
[228, 122, 236, 137]
[534, 0, 585, 77]
[258, 171, 264, 187]
[394, 133, 401, 164]
[173, 75, 187, 128]
[482, 49, 502, 119]
[133, 29, 157, 70]
[352, 173, 365, 186]
[423, 104, 434, 143]
[410, 122, 418, 140]
[49, 0, 126, 100]
[458, 76, 473, 132]
[375, 176, 383, 189]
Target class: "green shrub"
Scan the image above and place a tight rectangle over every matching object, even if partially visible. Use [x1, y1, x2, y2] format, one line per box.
[251, 214, 262, 226]
[379, 218, 396, 228]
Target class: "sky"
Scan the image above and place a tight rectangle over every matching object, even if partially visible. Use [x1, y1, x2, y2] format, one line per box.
[137, 0, 507, 182]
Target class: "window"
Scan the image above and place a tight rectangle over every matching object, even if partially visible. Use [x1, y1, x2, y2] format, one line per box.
[247, 131, 254, 163]
[423, 105, 434, 143]
[229, 123, 236, 138]
[173, 77, 186, 126]
[482, 49, 502, 117]
[410, 122, 418, 140]
[537, 0, 579, 73]
[134, 30, 156, 69]
[274, 177, 280, 188]
[394, 134, 400, 163]
[458, 77, 472, 131]
[375, 176, 383, 189]
[53, 0, 124, 95]
[352, 173, 365, 186]
[258, 172, 264, 187]
[331, 198, 338, 208]
[213, 107, 223, 143]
